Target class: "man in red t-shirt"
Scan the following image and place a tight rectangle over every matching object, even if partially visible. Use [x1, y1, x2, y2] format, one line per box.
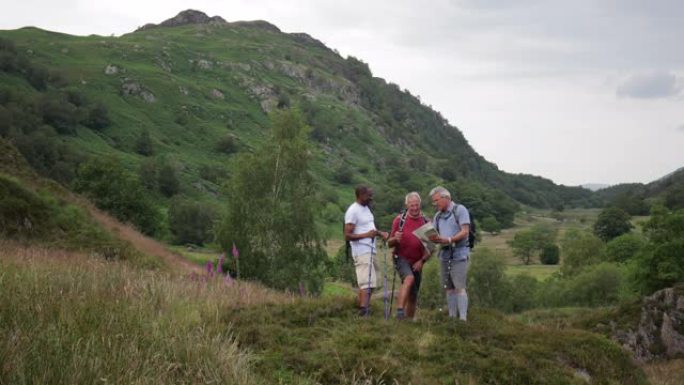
[388, 192, 431, 319]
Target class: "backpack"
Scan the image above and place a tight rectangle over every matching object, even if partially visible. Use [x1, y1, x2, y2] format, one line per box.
[434, 204, 477, 249]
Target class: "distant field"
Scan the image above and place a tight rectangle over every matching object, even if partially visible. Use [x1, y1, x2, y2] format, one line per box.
[170, 245, 220, 266]
[477, 208, 601, 279]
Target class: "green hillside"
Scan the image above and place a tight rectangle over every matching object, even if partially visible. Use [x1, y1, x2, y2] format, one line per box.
[594, 168, 684, 215]
[0, 10, 598, 241]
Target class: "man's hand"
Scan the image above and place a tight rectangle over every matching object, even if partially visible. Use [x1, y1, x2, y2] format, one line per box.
[378, 231, 389, 241]
[411, 259, 424, 272]
[429, 234, 450, 245]
[394, 231, 403, 244]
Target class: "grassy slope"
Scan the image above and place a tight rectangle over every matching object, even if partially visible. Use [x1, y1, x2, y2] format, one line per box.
[0, 137, 196, 272]
[0, 22, 595, 223]
[0, 243, 647, 385]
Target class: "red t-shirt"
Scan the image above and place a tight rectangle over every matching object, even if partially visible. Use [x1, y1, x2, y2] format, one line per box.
[390, 214, 428, 264]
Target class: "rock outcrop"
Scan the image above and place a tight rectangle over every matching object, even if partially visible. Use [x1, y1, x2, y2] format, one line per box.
[136, 10, 227, 32]
[608, 285, 684, 362]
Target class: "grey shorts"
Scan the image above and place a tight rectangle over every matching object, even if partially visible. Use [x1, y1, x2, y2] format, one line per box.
[440, 258, 469, 290]
[394, 256, 422, 296]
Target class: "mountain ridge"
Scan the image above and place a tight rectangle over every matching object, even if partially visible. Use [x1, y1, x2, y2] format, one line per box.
[1, 10, 600, 237]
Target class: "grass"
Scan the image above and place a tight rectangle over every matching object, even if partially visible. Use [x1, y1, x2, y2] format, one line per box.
[505, 264, 559, 280]
[224, 297, 647, 384]
[0, 240, 289, 384]
[1, 240, 651, 384]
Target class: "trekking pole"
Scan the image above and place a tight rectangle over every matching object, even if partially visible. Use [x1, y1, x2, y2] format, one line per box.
[389, 255, 397, 318]
[365, 237, 375, 316]
[383, 239, 389, 320]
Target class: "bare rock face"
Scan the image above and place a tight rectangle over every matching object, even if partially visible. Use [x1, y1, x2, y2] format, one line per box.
[121, 81, 156, 103]
[104, 64, 121, 75]
[612, 285, 684, 362]
[136, 10, 227, 32]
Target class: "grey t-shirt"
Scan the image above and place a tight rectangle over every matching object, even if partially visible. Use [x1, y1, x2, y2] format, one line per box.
[433, 202, 470, 261]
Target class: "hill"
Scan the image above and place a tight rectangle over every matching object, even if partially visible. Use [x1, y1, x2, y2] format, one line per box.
[594, 168, 684, 214]
[0, 10, 597, 241]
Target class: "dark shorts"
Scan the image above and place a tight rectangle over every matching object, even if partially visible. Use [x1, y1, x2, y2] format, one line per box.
[394, 256, 422, 296]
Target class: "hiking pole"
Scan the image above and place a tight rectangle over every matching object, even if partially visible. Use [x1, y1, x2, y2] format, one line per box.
[383, 239, 389, 320]
[365, 237, 375, 316]
[389, 254, 397, 318]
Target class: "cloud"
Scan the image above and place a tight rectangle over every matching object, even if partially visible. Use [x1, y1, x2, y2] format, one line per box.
[616, 71, 681, 99]
[677, 124, 684, 132]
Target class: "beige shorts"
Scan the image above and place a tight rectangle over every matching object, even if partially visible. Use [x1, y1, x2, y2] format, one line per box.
[353, 253, 379, 290]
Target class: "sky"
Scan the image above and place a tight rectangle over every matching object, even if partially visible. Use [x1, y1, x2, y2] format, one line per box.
[1, 0, 683, 186]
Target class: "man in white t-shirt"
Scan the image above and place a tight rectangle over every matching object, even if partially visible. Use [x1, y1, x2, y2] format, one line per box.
[344, 185, 388, 316]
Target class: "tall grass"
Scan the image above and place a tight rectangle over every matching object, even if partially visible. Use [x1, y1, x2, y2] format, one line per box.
[0, 241, 288, 384]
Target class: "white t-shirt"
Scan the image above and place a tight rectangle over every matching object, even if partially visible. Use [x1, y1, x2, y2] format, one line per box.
[344, 202, 377, 256]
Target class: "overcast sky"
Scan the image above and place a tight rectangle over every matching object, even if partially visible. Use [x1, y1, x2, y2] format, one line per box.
[2, 0, 683, 186]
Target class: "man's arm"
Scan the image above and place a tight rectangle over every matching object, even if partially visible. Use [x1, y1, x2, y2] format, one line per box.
[344, 223, 378, 241]
[429, 224, 469, 245]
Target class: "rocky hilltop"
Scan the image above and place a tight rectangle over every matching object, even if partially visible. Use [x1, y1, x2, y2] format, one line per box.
[136, 9, 227, 31]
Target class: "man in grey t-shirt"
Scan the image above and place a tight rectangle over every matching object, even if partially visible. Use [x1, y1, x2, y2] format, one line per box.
[429, 186, 471, 320]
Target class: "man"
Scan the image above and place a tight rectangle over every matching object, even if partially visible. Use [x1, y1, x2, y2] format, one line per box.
[428, 186, 471, 321]
[344, 185, 388, 316]
[388, 192, 430, 320]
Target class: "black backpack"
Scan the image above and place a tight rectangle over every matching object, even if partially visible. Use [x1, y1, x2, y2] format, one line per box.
[434, 204, 477, 249]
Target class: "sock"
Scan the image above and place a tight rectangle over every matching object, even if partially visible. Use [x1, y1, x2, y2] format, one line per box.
[447, 293, 458, 317]
[358, 306, 369, 316]
[396, 308, 405, 319]
[457, 293, 468, 321]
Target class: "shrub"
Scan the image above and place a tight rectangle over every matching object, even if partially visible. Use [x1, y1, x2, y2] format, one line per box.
[467, 248, 511, 310]
[157, 161, 179, 197]
[73, 158, 161, 236]
[215, 133, 238, 154]
[84, 102, 111, 129]
[168, 198, 217, 245]
[540, 244, 560, 265]
[538, 263, 627, 307]
[135, 129, 154, 156]
[605, 233, 645, 263]
[560, 228, 605, 276]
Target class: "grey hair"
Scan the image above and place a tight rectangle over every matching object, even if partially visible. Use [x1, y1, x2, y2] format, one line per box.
[429, 186, 451, 199]
[404, 191, 421, 205]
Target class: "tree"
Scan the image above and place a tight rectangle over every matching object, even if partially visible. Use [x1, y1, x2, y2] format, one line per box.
[85, 102, 111, 130]
[540, 244, 560, 265]
[593, 207, 633, 242]
[605, 233, 645, 263]
[560, 229, 605, 276]
[168, 198, 216, 245]
[630, 206, 684, 294]
[157, 161, 179, 197]
[508, 224, 557, 265]
[480, 216, 502, 234]
[135, 129, 154, 156]
[215, 109, 327, 293]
